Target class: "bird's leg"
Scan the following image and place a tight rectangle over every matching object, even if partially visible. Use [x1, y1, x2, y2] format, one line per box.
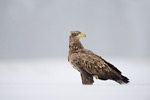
[80, 72, 94, 85]
[73, 61, 94, 85]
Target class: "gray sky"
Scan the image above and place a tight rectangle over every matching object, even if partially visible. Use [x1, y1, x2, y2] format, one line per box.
[0, 0, 150, 59]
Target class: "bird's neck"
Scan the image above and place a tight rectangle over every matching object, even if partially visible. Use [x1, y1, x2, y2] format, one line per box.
[69, 37, 84, 53]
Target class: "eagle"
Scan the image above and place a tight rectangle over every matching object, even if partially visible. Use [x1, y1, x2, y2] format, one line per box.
[68, 31, 129, 85]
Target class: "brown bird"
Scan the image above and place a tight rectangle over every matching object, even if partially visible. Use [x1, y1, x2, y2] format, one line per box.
[68, 31, 129, 85]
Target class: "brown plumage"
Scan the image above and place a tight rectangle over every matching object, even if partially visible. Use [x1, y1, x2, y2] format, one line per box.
[68, 31, 129, 85]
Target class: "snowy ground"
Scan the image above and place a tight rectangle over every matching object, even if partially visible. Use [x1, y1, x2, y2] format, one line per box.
[0, 58, 150, 100]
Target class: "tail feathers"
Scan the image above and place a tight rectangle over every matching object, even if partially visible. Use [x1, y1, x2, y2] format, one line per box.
[115, 75, 129, 84]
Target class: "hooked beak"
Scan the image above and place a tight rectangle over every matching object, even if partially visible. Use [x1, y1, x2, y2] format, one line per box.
[78, 33, 86, 37]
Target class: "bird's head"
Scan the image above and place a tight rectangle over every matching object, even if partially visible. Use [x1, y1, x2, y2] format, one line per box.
[70, 31, 86, 39]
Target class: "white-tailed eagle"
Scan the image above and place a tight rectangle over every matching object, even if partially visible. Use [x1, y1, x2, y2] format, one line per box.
[68, 31, 129, 85]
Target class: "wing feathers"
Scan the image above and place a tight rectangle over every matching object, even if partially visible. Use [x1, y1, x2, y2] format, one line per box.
[101, 58, 122, 74]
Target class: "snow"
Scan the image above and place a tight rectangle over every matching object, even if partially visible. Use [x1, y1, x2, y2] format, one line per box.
[0, 58, 150, 100]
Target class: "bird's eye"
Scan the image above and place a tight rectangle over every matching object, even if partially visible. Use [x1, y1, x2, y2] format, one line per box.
[75, 33, 79, 36]
[72, 33, 79, 36]
[71, 31, 81, 37]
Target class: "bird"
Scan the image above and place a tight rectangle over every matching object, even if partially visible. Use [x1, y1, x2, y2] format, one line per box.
[68, 31, 129, 85]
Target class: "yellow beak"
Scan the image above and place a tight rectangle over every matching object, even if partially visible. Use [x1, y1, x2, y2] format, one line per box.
[78, 33, 86, 37]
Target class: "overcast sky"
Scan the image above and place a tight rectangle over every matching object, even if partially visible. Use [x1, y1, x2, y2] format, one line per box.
[0, 0, 150, 59]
